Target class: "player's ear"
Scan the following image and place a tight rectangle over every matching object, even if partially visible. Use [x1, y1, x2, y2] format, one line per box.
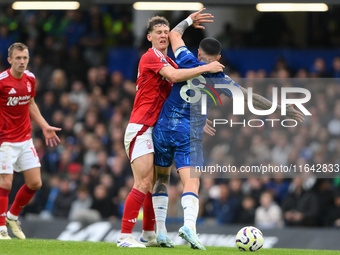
[216, 54, 221, 61]
[7, 57, 11, 64]
[147, 33, 152, 42]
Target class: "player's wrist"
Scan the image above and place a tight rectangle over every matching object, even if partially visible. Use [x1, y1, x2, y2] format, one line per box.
[185, 17, 193, 26]
[200, 64, 208, 73]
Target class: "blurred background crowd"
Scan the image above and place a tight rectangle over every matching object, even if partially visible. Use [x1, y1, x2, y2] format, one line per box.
[1, 4, 340, 229]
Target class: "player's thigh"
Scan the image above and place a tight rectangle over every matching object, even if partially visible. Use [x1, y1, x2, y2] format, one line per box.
[0, 141, 20, 174]
[153, 126, 174, 168]
[175, 137, 201, 193]
[173, 133, 203, 169]
[131, 153, 154, 180]
[131, 153, 154, 192]
[15, 139, 41, 172]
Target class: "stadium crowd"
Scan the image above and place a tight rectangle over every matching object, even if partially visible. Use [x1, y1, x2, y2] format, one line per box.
[1, 5, 340, 229]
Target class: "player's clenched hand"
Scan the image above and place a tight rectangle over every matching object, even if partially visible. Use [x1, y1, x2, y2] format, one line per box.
[286, 105, 305, 123]
[43, 126, 62, 147]
[205, 61, 224, 73]
[203, 119, 216, 136]
[189, 8, 214, 30]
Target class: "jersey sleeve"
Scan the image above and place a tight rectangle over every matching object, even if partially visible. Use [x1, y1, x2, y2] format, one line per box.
[30, 76, 36, 98]
[174, 46, 201, 69]
[216, 74, 240, 98]
[25, 70, 36, 98]
[143, 50, 172, 74]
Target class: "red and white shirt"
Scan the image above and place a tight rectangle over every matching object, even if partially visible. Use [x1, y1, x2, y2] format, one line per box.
[129, 48, 178, 127]
[0, 69, 36, 144]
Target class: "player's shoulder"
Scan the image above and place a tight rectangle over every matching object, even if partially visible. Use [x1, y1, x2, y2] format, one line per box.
[143, 48, 161, 57]
[24, 70, 35, 79]
[0, 70, 9, 81]
[24, 70, 36, 83]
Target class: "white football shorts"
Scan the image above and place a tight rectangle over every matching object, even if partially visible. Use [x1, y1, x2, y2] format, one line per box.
[124, 123, 154, 163]
[0, 139, 41, 174]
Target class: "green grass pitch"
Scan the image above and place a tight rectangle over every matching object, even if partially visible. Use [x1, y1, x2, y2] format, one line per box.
[1, 239, 339, 255]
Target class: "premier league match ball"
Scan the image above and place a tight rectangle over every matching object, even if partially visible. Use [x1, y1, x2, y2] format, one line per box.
[235, 226, 264, 252]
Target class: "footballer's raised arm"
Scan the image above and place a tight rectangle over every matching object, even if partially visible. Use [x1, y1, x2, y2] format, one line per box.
[169, 8, 214, 53]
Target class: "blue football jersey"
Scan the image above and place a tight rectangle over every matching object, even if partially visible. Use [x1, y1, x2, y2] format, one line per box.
[156, 46, 240, 139]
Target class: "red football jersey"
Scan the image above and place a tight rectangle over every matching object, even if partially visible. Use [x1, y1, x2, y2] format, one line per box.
[0, 69, 36, 144]
[129, 48, 178, 127]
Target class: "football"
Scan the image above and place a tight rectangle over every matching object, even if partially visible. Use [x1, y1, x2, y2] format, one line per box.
[235, 226, 264, 252]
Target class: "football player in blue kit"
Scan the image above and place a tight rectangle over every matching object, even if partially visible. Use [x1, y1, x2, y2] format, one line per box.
[151, 10, 305, 250]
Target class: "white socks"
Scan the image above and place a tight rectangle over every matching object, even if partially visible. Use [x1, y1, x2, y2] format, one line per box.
[141, 230, 155, 239]
[181, 193, 199, 233]
[7, 211, 18, 221]
[152, 194, 168, 234]
[152, 192, 199, 234]
[119, 233, 132, 240]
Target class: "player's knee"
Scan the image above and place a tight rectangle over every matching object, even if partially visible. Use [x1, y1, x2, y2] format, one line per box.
[0, 180, 13, 190]
[183, 178, 200, 193]
[27, 180, 42, 191]
[135, 177, 153, 193]
[0, 175, 13, 190]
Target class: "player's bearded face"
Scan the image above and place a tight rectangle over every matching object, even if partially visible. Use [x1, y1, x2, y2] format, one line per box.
[148, 24, 169, 51]
[9, 49, 29, 74]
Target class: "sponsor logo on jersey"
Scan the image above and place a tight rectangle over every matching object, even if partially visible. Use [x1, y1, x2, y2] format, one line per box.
[8, 88, 16, 94]
[27, 82, 31, 92]
[7, 95, 31, 106]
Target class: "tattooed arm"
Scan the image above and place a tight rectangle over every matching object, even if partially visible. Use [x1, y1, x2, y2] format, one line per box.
[169, 8, 214, 54]
[239, 86, 305, 123]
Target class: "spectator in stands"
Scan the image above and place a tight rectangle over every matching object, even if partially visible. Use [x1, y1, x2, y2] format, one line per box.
[326, 191, 340, 227]
[255, 191, 283, 229]
[264, 177, 290, 204]
[282, 177, 319, 226]
[213, 183, 240, 225]
[235, 196, 256, 225]
[331, 56, 340, 78]
[242, 178, 265, 206]
[310, 57, 329, 78]
[52, 176, 76, 218]
[91, 184, 118, 220]
[49, 69, 68, 101]
[271, 132, 291, 166]
[68, 184, 100, 222]
[313, 179, 335, 226]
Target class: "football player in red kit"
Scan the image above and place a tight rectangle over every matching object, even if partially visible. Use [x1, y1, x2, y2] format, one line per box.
[0, 42, 61, 240]
[119, 10, 223, 248]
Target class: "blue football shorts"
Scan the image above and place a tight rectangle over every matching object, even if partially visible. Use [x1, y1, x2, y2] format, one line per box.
[153, 124, 203, 170]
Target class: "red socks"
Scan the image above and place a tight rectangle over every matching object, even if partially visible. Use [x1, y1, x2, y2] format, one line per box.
[121, 188, 146, 233]
[143, 191, 155, 231]
[0, 187, 10, 226]
[9, 184, 36, 216]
